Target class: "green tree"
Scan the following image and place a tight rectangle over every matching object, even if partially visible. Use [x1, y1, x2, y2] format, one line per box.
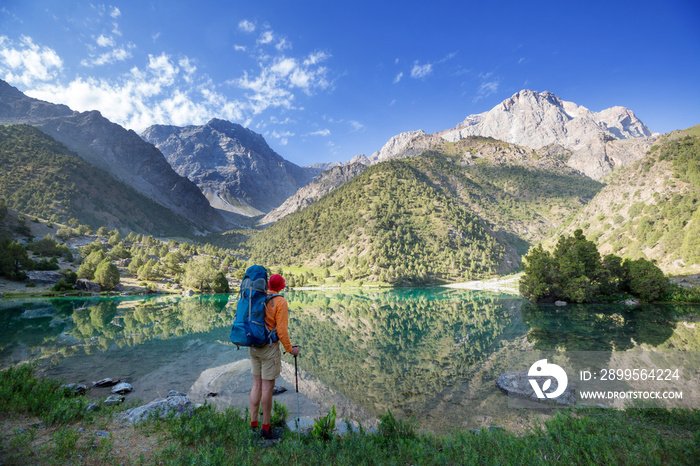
[623, 258, 669, 302]
[211, 271, 230, 293]
[77, 250, 106, 280]
[109, 242, 131, 260]
[108, 231, 122, 246]
[162, 251, 184, 274]
[519, 245, 556, 302]
[182, 256, 219, 291]
[94, 260, 120, 290]
[0, 239, 31, 280]
[137, 259, 158, 281]
[520, 230, 668, 303]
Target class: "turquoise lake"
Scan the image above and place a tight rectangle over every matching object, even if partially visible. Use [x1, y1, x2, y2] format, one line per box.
[1, 289, 698, 433]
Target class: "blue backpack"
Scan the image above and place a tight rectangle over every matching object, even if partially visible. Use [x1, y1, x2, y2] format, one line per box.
[229, 265, 281, 347]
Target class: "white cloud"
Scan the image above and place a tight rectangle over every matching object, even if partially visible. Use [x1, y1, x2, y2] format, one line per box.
[179, 57, 197, 81]
[81, 44, 133, 67]
[268, 129, 294, 145]
[276, 38, 291, 51]
[259, 31, 274, 45]
[22, 50, 246, 132]
[1, 18, 335, 145]
[411, 62, 432, 79]
[393, 72, 403, 84]
[235, 50, 331, 114]
[0, 35, 63, 87]
[474, 72, 500, 101]
[303, 51, 328, 66]
[307, 129, 330, 136]
[271, 57, 296, 77]
[349, 120, 364, 132]
[96, 34, 115, 47]
[234, 45, 246, 52]
[239, 20, 256, 33]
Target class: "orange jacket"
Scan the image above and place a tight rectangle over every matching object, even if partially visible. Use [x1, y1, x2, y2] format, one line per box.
[265, 292, 293, 353]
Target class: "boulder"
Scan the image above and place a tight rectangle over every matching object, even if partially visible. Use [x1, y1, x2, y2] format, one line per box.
[554, 301, 567, 307]
[111, 382, 133, 394]
[92, 378, 120, 388]
[26, 271, 64, 285]
[273, 386, 287, 396]
[496, 370, 575, 406]
[75, 279, 102, 293]
[119, 393, 194, 424]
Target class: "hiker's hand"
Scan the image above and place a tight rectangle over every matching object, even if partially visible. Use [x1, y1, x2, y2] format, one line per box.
[290, 347, 299, 357]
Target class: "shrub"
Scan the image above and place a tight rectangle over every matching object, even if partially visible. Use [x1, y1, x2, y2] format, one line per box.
[623, 258, 669, 302]
[94, 260, 120, 290]
[51, 279, 75, 292]
[211, 271, 230, 293]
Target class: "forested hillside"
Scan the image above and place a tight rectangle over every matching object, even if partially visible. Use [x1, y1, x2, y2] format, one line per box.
[558, 125, 700, 273]
[245, 138, 603, 285]
[0, 125, 195, 235]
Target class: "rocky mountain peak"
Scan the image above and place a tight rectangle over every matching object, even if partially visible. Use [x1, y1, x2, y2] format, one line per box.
[438, 89, 657, 179]
[205, 118, 272, 154]
[141, 119, 316, 216]
[349, 154, 370, 165]
[369, 130, 428, 163]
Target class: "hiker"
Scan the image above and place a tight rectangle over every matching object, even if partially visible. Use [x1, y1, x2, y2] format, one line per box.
[249, 273, 299, 439]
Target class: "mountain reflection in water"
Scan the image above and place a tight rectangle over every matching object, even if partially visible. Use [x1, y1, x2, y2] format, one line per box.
[0, 290, 696, 432]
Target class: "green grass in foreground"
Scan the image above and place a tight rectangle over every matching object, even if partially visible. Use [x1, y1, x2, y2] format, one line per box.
[1, 364, 699, 465]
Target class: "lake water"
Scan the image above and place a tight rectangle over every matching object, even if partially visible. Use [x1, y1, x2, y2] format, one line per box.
[1, 289, 698, 433]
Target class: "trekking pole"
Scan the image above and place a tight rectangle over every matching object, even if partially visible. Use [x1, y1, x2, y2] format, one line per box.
[293, 346, 300, 440]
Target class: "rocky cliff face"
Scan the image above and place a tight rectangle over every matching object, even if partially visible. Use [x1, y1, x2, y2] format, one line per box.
[141, 119, 317, 216]
[368, 130, 444, 163]
[0, 80, 225, 232]
[259, 162, 368, 225]
[0, 80, 73, 122]
[438, 90, 657, 179]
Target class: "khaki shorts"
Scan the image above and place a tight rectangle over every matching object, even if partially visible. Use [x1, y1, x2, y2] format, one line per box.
[249, 344, 281, 380]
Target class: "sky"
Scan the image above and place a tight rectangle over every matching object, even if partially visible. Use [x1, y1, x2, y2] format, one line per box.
[1, 0, 699, 167]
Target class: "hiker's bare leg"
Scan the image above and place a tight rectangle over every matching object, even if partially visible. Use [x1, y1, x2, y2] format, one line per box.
[261, 378, 275, 426]
[250, 375, 262, 423]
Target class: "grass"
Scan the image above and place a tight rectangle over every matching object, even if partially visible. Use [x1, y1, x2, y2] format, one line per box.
[2, 364, 699, 465]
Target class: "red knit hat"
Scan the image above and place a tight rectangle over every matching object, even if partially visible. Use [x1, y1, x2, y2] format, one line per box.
[268, 274, 285, 292]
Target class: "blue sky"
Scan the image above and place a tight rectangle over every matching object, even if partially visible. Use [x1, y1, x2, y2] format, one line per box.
[1, 0, 699, 167]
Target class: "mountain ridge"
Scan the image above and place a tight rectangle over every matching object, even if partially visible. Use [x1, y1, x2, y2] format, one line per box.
[246, 137, 604, 284]
[141, 119, 318, 216]
[0, 80, 225, 233]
